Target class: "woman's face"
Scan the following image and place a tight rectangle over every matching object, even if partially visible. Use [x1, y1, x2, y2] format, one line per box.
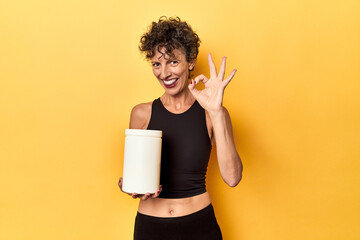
[151, 47, 195, 96]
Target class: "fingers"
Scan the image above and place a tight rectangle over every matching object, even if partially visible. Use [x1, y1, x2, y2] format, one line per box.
[118, 177, 163, 200]
[218, 57, 226, 80]
[118, 177, 124, 192]
[151, 185, 163, 198]
[140, 185, 163, 200]
[188, 79, 201, 99]
[194, 74, 209, 85]
[131, 193, 139, 199]
[138, 185, 163, 200]
[141, 193, 151, 200]
[188, 74, 208, 98]
[207, 53, 217, 78]
[223, 69, 237, 88]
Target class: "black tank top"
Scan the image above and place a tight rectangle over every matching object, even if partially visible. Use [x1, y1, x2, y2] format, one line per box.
[147, 97, 212, 198]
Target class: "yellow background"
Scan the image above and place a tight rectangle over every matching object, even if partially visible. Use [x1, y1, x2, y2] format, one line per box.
[1, 0, 359, 239]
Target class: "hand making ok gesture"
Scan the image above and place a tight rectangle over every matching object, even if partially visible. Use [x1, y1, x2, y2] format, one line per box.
[188, 53, 237, 114]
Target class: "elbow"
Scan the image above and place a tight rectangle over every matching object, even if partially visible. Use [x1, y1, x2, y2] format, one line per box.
[222, 154, 243, 187]
[227, 174, 242, 188]
[227, 163, 243, 187]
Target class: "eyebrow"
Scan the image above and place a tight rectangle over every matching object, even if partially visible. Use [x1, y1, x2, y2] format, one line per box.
[168, 57, 180, 61]
[151, 58, 180, 63]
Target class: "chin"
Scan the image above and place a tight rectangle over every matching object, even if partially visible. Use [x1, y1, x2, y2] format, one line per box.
[163, 87, 182, 96]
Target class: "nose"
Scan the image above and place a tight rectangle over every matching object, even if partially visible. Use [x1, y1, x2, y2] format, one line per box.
[159, 65, 171, 80]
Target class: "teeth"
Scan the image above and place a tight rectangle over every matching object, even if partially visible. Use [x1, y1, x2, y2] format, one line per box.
[163, 78, 178, 86]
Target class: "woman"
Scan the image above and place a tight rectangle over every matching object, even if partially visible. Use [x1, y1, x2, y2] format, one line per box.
[118, 16, 243, 240]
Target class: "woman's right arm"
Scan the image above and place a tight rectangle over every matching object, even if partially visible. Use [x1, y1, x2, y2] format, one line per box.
[118, 102, 162, 200]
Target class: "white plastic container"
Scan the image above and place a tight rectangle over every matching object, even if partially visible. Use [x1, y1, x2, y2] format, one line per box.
[122, 129, 162, 194]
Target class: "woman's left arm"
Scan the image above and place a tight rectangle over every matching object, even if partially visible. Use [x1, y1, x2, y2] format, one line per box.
[188, 53, 243, 187]
[208, 107, 243, 187]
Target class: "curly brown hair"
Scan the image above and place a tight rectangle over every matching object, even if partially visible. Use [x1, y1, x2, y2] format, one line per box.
[139, 16, 201, 65]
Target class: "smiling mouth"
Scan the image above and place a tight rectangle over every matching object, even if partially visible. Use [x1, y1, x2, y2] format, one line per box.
[163, 78, 179, 88]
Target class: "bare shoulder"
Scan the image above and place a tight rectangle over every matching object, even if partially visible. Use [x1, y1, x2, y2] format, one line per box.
[129, 102, 152, 129]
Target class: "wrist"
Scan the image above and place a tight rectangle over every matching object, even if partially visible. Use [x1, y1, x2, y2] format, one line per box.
[208, 106, 226, 120]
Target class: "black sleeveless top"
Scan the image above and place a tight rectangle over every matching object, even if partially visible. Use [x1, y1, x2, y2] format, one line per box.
[147, 98, 212, 198]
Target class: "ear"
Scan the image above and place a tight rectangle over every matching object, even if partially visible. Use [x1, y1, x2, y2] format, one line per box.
[189, 60, 195, 70]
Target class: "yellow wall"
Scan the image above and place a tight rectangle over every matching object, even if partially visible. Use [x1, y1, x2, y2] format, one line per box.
[1, 0, 359, 239]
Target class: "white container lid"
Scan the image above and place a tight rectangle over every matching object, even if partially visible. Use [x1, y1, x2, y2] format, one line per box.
[125, 129, 162, 138]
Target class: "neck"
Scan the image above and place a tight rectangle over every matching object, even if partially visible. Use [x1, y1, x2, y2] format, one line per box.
[160, 89, 195, 107]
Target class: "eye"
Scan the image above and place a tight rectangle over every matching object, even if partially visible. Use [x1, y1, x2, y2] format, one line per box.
[170, 60, 178, 65]
[152, 62, 160, 67]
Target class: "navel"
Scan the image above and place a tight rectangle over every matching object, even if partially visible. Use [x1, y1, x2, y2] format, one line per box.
[169, 209, 175, 216]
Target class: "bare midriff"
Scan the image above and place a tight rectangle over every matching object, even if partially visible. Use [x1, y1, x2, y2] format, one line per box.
[137, 191, 211, 217]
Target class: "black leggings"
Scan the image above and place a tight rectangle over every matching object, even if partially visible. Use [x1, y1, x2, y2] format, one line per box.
[133, 203, 223, 240]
